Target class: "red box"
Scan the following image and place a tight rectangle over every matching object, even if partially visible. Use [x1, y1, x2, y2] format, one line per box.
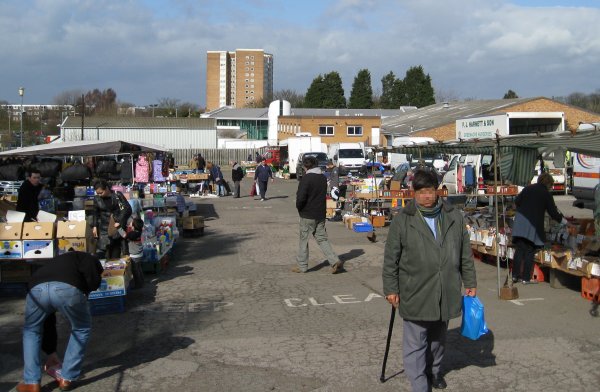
[581, 277, 600, 301]
[531, 264, 546, 283]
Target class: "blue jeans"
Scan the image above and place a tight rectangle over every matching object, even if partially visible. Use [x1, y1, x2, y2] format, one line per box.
[23, 282, 92, 383]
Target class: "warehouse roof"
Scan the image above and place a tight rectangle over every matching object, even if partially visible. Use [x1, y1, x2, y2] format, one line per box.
[62, 116, 216, 129]
[201, 106, 417, 120]
[381, 97, 538, 135]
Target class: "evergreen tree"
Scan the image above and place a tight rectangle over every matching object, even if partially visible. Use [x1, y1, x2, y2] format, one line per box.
[402, 65, 435, 107]
[348, 69, 373, 109]
[304, 75, 325, 108]
[392, 78, 405, 108]
[503, 89, 519, 99]
[380, 71, 397, 109]
[322, 71, 346, 108]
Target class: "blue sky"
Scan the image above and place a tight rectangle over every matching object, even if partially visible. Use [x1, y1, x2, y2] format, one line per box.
[1, 0, 599, 107]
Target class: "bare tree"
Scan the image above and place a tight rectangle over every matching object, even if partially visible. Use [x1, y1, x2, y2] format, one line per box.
[52, 89, 84, 105]
[157, 97, 181, 109]
[435, 88, 460, 103]
[273, 89, 305, 107]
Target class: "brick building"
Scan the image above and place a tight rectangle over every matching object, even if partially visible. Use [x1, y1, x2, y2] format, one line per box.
[382, 97, 600, 142]
[206, 49, 273, 112]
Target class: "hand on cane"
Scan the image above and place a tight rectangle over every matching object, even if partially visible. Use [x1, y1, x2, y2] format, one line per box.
[386, 294, 399, 308]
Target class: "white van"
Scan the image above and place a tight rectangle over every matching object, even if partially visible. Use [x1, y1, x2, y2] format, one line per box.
[572, 153, 600, 209]
[439, 154, 494, 200]
[328, 142, 366, 175]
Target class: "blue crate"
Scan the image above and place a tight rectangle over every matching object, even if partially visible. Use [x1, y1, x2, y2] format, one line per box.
[352, 222, 373, 233]
[89, 295, 126, 316]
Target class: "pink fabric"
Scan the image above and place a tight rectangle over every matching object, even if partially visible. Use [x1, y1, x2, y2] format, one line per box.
[135, 155, 150, 183]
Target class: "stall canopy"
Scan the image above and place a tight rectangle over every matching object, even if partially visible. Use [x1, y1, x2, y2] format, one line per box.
[0, 140, 168, 157]
[379, 129, 600, 186]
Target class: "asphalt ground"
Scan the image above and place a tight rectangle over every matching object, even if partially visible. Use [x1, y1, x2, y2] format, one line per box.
[1, 181, 599, 391]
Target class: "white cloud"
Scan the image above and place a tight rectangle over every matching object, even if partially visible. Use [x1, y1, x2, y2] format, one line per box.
[0, 0, 599, 105]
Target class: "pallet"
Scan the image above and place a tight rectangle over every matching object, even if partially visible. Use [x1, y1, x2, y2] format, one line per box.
[182, 227, 204, 237]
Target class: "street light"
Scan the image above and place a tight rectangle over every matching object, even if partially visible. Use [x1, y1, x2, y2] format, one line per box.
[19, 87, 24, 148]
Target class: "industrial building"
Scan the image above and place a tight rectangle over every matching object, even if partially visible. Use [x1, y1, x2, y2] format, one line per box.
[60, 116, 217, 150]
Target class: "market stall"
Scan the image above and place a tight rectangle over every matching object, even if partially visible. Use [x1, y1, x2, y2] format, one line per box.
[376, 129, 600, 301]
[0, 140, 198, 313]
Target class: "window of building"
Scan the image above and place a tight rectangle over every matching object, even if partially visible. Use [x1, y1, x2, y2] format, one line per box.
[319, 125, 334, 136]
[347, 126, 363, 136]
[251, 61, 255, 65]
[245, 67, 249, 71]
[251, 73, 255, 77]
[251, 55, 254, 59]
[245, 73, 249, 77]
[245, 55, 249, 59]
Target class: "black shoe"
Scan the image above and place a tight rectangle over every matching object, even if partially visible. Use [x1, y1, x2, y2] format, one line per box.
[432, 374, 447, 389]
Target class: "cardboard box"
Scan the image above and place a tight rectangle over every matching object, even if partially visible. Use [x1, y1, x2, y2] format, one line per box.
[0, 262, 31, 282]
[57, 238, 88, 255]
[551, 249, 572, 270]
[23, 240, 55, 259]
[326, 208, 335, 218]
[56, 221, 92, 253]
[183, 216, 204, 230]
[0, 223, 23, 240]
[0, 241, 23, 259]
[370, 215, 385, 227]
[389, 180, 401, 191]
[22, 222, 55, 240]
[88, 267, 132, 299]
[346, 216, 363, 230]
[326, 199, 337, 209]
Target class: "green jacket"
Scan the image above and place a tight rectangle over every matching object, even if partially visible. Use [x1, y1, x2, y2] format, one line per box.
[382, 200, 477, 321]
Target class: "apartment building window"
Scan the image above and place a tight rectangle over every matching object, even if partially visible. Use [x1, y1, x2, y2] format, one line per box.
[245, 73, 249, 77]
[251, 61, 255, 65]
[245, 67, 249, 71]
[347, 126, 363, 136]
[251, 55, 254, 59]
[245, 55, 249, 59]
[251, 73, 255, 77]
[250, 78, 254, 82]
[250, 67, 254, 71]
[319, 125, 334, 136]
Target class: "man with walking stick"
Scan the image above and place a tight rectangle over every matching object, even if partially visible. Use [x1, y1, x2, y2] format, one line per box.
[382, 170, 477, 391]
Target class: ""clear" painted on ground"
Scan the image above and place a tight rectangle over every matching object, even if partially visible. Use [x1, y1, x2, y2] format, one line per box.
[284, 293, 383, 307]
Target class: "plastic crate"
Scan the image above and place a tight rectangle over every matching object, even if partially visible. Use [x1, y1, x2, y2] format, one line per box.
[581, 277, 600, 302]
[352, 222, 373, 233]
[89, 295, 126, 316]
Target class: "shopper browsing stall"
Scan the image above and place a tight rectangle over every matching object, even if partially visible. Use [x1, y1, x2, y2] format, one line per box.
[118, 217, 145, 289]
[512, 172, 567, 284]
[17, 251, 103, 392]
[231, 160, 244, 198]
[92, 180, 132, 259]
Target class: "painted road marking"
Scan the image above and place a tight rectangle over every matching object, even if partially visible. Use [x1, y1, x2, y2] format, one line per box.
[284, 293, 383, 307]
[509, 298, 544, 306]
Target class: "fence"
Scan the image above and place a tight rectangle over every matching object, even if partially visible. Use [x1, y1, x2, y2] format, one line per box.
[172, 148, 266, 167]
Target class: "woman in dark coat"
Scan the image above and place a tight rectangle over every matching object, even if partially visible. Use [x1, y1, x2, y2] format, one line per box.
[512, 172, 566, 284]
[92, 180, 132, 259]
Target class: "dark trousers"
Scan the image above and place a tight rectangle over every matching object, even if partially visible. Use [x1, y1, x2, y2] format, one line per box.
[234, 181, 241, 198]
[257, 180, 268, 199]
[513, 237, 537, 281]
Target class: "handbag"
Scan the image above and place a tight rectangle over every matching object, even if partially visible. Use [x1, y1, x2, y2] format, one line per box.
[250, 183, 256, 196]
[460, 296, 489, 340]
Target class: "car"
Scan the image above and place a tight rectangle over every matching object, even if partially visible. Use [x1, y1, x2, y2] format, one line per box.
[296, 152, 329, 181]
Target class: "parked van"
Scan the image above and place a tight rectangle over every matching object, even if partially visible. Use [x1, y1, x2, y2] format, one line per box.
[439, 154, 494, 201]
[328, 142, 366, 175]
[572, 153, 600, 209]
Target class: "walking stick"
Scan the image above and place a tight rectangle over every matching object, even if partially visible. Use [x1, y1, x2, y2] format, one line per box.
[380, 305, 396, 383]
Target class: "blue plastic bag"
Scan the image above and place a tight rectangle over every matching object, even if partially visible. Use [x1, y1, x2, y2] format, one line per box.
[460, 296, 489, 340]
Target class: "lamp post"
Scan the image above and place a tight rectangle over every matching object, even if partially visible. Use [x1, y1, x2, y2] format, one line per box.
[19, 87, 24, 148]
